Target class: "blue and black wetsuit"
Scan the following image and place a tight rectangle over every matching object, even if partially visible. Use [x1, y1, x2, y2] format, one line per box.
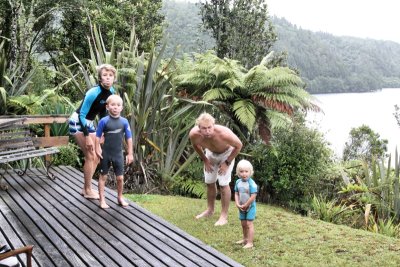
[68, 84, 115, 136]
[96, 115, 132, 176]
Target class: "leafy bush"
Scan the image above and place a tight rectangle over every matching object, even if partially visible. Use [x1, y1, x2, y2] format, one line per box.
[245, 116, 334, 212]
[53, 144, 81, 168]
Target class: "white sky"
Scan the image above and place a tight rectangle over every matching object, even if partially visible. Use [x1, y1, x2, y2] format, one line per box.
[267, 0, 400, 43]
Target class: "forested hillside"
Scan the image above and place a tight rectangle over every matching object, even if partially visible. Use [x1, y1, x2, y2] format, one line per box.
[162, 0, 400, 94]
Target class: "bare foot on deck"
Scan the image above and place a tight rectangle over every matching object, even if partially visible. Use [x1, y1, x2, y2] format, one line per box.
[82, 190, 99, 199]
[118, 199, 129, 207]
[195, 210, 214, 219]
[100, 201, 110, 209]
[214, 217, 228, 226]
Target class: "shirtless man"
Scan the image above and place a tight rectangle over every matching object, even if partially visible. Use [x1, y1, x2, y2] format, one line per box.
[189, 113, 243, 226]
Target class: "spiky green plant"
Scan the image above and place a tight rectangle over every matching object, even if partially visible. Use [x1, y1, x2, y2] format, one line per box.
[309, 195, 354, 225]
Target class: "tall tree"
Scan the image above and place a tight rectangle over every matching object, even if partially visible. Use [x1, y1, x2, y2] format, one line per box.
[175, 51, 320, 144]
[199, 0, 277, 68]
[43, 0, 165, 67]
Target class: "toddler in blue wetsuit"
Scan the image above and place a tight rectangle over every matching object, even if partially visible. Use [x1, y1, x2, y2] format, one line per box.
[95, 95, 134, 209]
[234, 159, 258, 249]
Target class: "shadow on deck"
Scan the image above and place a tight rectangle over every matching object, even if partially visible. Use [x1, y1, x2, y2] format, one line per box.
[0, 166, 243, 267]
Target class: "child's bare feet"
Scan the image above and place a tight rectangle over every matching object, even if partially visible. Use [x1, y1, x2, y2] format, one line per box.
[195, 210, 214, 219]
[100, 201, 110, 209]
[118, 199, 129, 207]
[243, 243, 253, 249]
[235, 240, 246, 245]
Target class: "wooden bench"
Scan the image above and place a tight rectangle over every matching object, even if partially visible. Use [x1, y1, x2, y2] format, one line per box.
[0, 123, 59, 190]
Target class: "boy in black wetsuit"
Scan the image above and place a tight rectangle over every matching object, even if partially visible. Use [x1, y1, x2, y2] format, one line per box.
[95, 95, 134, 209]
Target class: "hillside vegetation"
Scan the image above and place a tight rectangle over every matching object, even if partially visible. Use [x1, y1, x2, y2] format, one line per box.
[130, 194, 400, 267]
[162, 0, 400, 94]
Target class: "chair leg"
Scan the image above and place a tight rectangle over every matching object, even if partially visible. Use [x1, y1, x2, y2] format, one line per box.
[45, 159, 56, 180]
[0, 164, 8, 191]
[16, 160, 29, 177]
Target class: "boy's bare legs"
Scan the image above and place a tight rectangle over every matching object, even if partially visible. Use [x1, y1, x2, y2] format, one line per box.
[75, 133, 100, 199]
[243, 221, 254, 249]
[116, 175, 129, 207]
[236, 220, 247, 244]
[196, 183, 216, 219]
[98, 174, 109, 209]
[214, 185, 231, 226]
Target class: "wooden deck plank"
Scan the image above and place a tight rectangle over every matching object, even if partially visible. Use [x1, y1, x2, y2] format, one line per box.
[16, 169, 126, 267]
[61, 166, 238, 266]
[27, 168, 161, 267]
[47, 167, 191, 267]
[0, 200, 40, 267]
[0, 166, 244, 267]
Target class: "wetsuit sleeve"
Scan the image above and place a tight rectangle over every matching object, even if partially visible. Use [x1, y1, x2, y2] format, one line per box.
[250, 179, 258, 194]
[96, 117, 108, 138]
[79, 88, 99, 136]
[234, 180, 239, 192]
[123, 118, 133, 139]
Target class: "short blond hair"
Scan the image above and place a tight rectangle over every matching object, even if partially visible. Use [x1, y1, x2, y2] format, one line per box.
[195, 112, 215, 126]
[236, 159, 254, 176]
[97, 64, 117, 81]
[106, 94, 123, 105]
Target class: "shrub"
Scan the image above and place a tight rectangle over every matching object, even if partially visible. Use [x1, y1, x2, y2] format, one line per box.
[53, 144, 81, 168]
[245, 116, 334, 212]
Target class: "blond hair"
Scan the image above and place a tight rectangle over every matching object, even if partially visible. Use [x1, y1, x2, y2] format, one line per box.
[195, 112, 215, 126]
[106, 94, 123, 105]
[97, 64, 117, 81]
[236, 159, 254, 176]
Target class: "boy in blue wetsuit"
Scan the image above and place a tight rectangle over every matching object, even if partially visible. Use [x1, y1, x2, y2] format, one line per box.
[95, 95, 134, 209]
[69, 64, 116, 199]
[234, 159, 258, 249]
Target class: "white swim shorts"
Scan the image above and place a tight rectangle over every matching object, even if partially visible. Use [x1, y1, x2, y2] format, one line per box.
[204, 146, 234, 186]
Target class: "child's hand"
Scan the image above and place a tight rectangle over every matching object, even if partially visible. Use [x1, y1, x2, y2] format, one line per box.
[126, 154, 134, 165]
[95, 147, 103, 159]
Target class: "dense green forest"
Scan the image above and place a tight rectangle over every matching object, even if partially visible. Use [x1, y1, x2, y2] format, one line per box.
[162, 0, 400, 94]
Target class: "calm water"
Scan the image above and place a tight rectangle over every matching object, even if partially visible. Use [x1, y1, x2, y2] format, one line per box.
[307, 88, 400, 158]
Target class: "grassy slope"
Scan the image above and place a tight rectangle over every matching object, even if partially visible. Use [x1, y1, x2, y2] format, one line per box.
[127, 194, 400, 267]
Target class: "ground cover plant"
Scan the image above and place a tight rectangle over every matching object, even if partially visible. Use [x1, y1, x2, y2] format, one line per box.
[128, 194, 400, 267]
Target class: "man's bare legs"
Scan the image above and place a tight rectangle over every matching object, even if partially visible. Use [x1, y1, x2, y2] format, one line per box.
[214, 185, 231, 226]
[196, 183, 231, 226]
[75, 133, 99, 199]
[98, 174, 109, 209]
[195, 183, 216, 219]
[116, 175, 129, 207]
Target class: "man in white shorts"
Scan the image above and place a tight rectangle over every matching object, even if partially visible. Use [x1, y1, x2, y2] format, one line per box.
[189, 113, 243, 226]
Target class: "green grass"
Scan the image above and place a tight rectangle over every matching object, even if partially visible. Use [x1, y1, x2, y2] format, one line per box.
[126, 194, 400, 267]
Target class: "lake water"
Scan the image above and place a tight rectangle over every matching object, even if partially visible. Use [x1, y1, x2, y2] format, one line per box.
[307, 88, 400, 158]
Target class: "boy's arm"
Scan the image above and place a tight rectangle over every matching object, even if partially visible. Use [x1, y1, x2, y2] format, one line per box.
[125, 137, 134, 165]
[243, 194, 257, 209]
[95, 137, 103, 159]
[234, 192, 241, 208]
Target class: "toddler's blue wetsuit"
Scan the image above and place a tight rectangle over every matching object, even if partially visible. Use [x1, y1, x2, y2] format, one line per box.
[96, 115, 132, 176]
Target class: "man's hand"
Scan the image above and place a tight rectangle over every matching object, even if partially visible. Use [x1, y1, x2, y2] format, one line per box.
[95, 147, 103, 159]
[218, 161, 229, 175]
[203, 158, 213, 173]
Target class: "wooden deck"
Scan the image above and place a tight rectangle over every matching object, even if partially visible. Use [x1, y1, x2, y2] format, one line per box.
[0, 166, 243, 267]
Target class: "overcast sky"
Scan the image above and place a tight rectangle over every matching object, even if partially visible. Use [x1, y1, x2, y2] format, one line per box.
[267, 0, 400, 43]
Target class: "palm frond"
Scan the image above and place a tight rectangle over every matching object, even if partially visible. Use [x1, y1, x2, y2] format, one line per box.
[232, 100, 256, 130]
[203, 88, 236, 101]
